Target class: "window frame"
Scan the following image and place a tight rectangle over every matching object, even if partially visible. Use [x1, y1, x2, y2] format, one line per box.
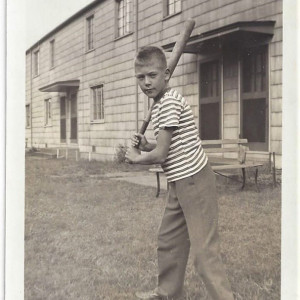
[86, 14, 94, 52]
[33, 49, 39, 77]
[44, 98, 52, 126]
[25, 104, 31, 128]
[240, 44, 269, 151]
[199, 59, 222, 140]
[91, 84, 105, 123]
[115, 0, 133, 38]
[49, 39, 55, 69]
[163, 0, 182, 19]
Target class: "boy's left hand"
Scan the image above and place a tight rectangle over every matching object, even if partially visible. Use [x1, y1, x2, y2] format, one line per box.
[125, 147, 140, 164]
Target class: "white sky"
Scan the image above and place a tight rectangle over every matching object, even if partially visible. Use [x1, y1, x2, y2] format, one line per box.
[26, 0, 95, 49]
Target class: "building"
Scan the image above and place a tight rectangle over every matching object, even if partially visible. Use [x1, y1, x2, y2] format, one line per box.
[25, 0, 282, 167]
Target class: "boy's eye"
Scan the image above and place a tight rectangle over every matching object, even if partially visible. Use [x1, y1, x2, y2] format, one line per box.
[149, 73, 156, 78]
[136, 75, 144, 80]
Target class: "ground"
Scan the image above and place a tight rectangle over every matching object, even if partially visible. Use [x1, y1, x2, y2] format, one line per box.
[25, 156, 281, 300]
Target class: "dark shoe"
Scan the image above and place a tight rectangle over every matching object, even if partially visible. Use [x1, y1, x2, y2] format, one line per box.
[135, 290, 163, 299]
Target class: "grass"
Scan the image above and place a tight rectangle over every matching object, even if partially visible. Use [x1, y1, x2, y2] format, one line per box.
[25, 156, 281, 300]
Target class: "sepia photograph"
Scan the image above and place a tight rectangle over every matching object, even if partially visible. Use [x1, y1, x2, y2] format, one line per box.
[4, 0, 299, 299]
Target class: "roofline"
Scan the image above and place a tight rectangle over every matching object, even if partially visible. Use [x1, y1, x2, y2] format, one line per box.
[162, 21, 276, 52]
[26, 0, 103, 54]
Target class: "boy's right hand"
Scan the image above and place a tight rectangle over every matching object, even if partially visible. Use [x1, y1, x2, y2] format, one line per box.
[131, 133, 148, 151]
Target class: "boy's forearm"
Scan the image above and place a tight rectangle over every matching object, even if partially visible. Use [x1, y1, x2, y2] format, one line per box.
[142, 142, 156, 152]
[134, 148, 165, 165]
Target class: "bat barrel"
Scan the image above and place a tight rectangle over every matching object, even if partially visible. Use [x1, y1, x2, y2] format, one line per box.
[168, 19, 195, 77]
[136, 19, 195, 136]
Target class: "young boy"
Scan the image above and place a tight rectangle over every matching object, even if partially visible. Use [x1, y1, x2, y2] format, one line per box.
[125, 46, 234, 300]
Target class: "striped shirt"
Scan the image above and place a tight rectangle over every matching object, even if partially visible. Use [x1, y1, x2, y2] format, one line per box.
[151, 88, 208, 182]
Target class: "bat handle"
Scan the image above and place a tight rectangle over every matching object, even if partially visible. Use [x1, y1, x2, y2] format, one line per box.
[134, 104, 153, 148]
[134, 120, 150, 148]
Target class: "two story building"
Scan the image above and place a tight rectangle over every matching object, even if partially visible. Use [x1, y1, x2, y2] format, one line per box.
[25, 0, 282, 167]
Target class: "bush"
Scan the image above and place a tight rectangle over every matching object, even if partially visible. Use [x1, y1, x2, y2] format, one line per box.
[114, 144, 128, 163]
[28, 146, 38, 153]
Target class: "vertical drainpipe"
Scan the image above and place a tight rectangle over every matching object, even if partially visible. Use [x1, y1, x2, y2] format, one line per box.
[134, 0, 139, 132]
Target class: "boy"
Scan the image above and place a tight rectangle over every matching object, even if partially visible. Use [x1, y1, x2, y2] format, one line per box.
[125, 46, 234, 300]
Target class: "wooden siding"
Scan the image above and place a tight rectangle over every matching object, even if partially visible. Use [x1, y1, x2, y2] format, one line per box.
[26, 0, 282, 164]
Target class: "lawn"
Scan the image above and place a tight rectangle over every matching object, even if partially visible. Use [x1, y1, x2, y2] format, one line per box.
[25, 156, 281, 300]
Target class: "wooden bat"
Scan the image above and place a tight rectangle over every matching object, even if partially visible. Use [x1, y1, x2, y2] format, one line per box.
[137, 19, 196, 137]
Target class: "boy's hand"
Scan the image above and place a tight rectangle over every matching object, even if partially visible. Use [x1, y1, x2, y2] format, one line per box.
[131, 133, 148, 151]
[125, 147, 140, 164]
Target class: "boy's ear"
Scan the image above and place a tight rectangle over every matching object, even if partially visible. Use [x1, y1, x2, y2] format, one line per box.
[165, 68, 171, 81]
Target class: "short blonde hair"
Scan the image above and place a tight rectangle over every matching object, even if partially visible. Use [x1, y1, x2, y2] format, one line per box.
[135, 46, 167, 69]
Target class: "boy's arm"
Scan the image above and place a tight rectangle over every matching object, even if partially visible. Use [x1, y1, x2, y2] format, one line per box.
[141, 141, 157, 152]
[130, 133, 157, 152]
[126, 128, 174, 165]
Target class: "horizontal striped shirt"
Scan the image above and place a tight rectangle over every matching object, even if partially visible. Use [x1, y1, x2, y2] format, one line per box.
[151, 88, 208, 182]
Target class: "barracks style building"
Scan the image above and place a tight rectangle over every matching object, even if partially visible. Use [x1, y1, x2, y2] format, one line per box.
[25, 0, 282, 167]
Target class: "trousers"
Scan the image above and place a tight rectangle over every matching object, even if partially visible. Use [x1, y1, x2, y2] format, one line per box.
[156, 163, 234, 300]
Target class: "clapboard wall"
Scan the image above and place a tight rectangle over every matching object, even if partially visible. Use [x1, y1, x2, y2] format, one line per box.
[26, 0, 282, 165]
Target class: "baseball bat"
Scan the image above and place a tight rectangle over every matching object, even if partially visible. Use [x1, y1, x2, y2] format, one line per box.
[137, 19, 196, 136]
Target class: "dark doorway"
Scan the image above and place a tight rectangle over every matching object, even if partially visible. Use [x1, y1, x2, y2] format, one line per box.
[60, 97, 66, 143]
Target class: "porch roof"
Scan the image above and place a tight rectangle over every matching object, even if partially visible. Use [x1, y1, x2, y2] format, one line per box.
[162, 21, 276, 54]
[39, 80, 80, 93]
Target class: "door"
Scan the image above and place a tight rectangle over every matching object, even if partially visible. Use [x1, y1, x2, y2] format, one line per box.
[70, 93, 78, 143]
[60, 97, 67, 143]
[241, 45, 268, 151]
[199, 60, 221, 140]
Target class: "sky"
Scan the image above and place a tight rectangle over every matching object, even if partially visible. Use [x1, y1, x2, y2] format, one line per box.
[26, 0, 95, 48]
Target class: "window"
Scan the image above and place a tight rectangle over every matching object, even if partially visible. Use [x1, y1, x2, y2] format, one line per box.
[200, 60, 219, 98]
[26, 104, 30, 128]
[164, 0, 181, 17]
[44, 99, 52, 126]
[86, 15, 94, 51]
[50, 40, 55, 68]
[91, 85, 104, 121]
[199, 60, 221, 140]
[241, 45, 268, 151]
[117, 0, 132, 37]
[60, 97, 67, 143]
[33, 50, 39, 76]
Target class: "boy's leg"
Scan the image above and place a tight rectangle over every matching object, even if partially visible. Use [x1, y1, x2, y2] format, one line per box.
[176, 164, 234, 300]
[155, 182, 190, 299]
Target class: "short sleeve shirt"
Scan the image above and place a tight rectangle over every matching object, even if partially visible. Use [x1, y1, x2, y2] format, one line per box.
[151, 88, 208, 182]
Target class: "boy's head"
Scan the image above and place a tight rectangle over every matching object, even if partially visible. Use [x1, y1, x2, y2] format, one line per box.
[134, 46, 170, 100]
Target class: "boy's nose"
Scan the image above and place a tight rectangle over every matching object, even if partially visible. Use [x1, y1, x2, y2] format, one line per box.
[145, 76, 151, 86]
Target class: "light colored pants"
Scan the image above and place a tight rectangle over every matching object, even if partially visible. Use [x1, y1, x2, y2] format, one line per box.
[156, 163, 234, 300]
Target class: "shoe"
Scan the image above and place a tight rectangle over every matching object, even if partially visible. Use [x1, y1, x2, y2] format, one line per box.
[135, 290, 163, 299]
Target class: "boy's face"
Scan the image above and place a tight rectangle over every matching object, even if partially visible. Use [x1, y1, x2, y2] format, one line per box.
[135, 57, 170, 101]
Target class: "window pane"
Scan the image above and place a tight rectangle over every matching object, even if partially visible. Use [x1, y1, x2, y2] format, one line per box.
[92, 86, 104, 120]
[87, 16, 94, 50]
[175, 0, 181, 13]
[34, 51, 39, 76]
[167, 0, 181, 15]
[200, 60, 219, 98]
[48, 100, 51, 119]
[45, 101, 48, 125]
[242, 98, 266, 143]
[118, 0, 131, 36]
[200, 103, 220, 140]
[60, 97, 66, 116]
[60, 119, 66, 141]
[243, 47, 267, 93]
[93, 90, 97, 120]
[169, 2, 175, 15]
[26, 105, 30, 127]
[50, 40, 55, 67]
